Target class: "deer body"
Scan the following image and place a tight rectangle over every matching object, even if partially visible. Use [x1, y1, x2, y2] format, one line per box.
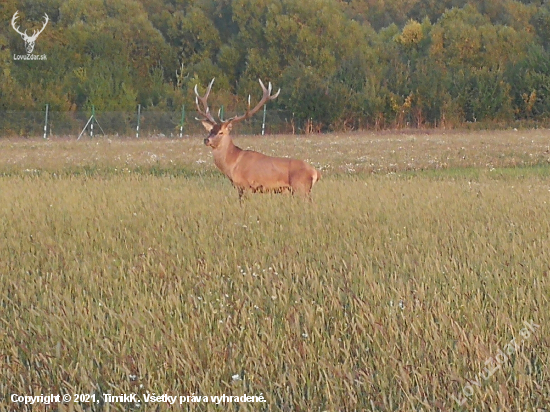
[196, 79, 321, 199]
[207, 132, 320, 196]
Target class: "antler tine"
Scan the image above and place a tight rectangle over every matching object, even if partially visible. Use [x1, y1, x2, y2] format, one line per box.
[11, 11, 25, 36]
[194, 78, 217, 124]
[258, 79, 280, 99]
[272, 86, 281, 100]
[34, 13, 49, 37]
[229, 78, 280, 124]
[11, 11, 18, 26]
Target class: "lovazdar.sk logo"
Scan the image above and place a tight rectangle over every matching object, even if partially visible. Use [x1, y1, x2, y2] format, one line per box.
[11, 10, 48, 60]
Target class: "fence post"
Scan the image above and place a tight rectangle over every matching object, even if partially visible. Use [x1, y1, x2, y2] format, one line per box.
[261, 104, 267, 136]
[90, 105, 95, 137]
[179, 104, 185, 138]
[43, 103, 49, 139]
[78, 105, 105, 140]
[136, 104, 141, 138]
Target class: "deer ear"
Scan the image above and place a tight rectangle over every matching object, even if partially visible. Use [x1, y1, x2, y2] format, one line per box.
[201, 120, 215, 132]
[224, 122, 233, 132]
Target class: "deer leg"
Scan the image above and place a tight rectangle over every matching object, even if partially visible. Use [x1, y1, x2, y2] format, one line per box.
[290, 173, 313, 197]
[237, 187, 245, 204]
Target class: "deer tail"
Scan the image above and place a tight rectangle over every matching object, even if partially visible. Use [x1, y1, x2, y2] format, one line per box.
[312, 168, 321, 186]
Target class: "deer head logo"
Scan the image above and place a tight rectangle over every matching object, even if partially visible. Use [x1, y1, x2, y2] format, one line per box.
[11, 11, 49, 54]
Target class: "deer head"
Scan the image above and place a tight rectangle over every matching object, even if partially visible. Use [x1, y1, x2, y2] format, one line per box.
[195, 78, 280, 148]
[11, 11, 49, 54]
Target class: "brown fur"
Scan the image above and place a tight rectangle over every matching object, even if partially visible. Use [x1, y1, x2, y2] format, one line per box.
[202, 121, 321, 199]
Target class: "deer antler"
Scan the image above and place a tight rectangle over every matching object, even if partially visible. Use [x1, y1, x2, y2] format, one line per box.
[11, 12, 49, 40]
[30, 13, 49, 40]
[228, 79, 280, 124]
[194, 78, 218, 125]
[194, 78, 280, 125]
[11, 11, 26, 37]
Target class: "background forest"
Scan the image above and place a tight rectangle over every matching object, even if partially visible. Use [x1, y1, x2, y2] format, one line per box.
[1, 0, 550, 132]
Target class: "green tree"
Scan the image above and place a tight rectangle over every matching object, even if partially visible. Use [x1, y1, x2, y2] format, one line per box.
[2, 0, 550, 131]
[531, 4, 550, 51]
[429, 5, 531, 122]
[508, 45, 550, 119]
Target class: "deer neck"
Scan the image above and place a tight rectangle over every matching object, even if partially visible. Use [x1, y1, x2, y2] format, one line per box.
[212, 136, 242, 179]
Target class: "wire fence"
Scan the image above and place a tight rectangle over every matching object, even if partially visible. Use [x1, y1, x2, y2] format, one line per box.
[0, 109, 299, 138]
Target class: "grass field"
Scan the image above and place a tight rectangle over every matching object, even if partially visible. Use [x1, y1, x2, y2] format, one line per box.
[0, 130, 549, 411]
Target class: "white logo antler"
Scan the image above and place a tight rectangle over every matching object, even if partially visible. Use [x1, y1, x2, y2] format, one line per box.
[11, 11, 49, 54]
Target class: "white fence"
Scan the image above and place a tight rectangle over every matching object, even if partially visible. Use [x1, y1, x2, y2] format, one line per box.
[0, 109, 297, 138]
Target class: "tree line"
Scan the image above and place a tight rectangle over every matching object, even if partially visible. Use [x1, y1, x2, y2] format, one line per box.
[1, 0, 550, 132]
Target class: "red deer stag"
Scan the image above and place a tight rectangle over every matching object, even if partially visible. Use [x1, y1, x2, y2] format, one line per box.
[195, 79, 321, 199]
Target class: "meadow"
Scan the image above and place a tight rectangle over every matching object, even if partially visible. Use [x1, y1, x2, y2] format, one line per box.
[0, 130, 549, 411]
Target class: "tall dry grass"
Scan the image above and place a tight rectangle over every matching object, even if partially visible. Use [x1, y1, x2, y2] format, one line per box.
[0, 130, 549, 411]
